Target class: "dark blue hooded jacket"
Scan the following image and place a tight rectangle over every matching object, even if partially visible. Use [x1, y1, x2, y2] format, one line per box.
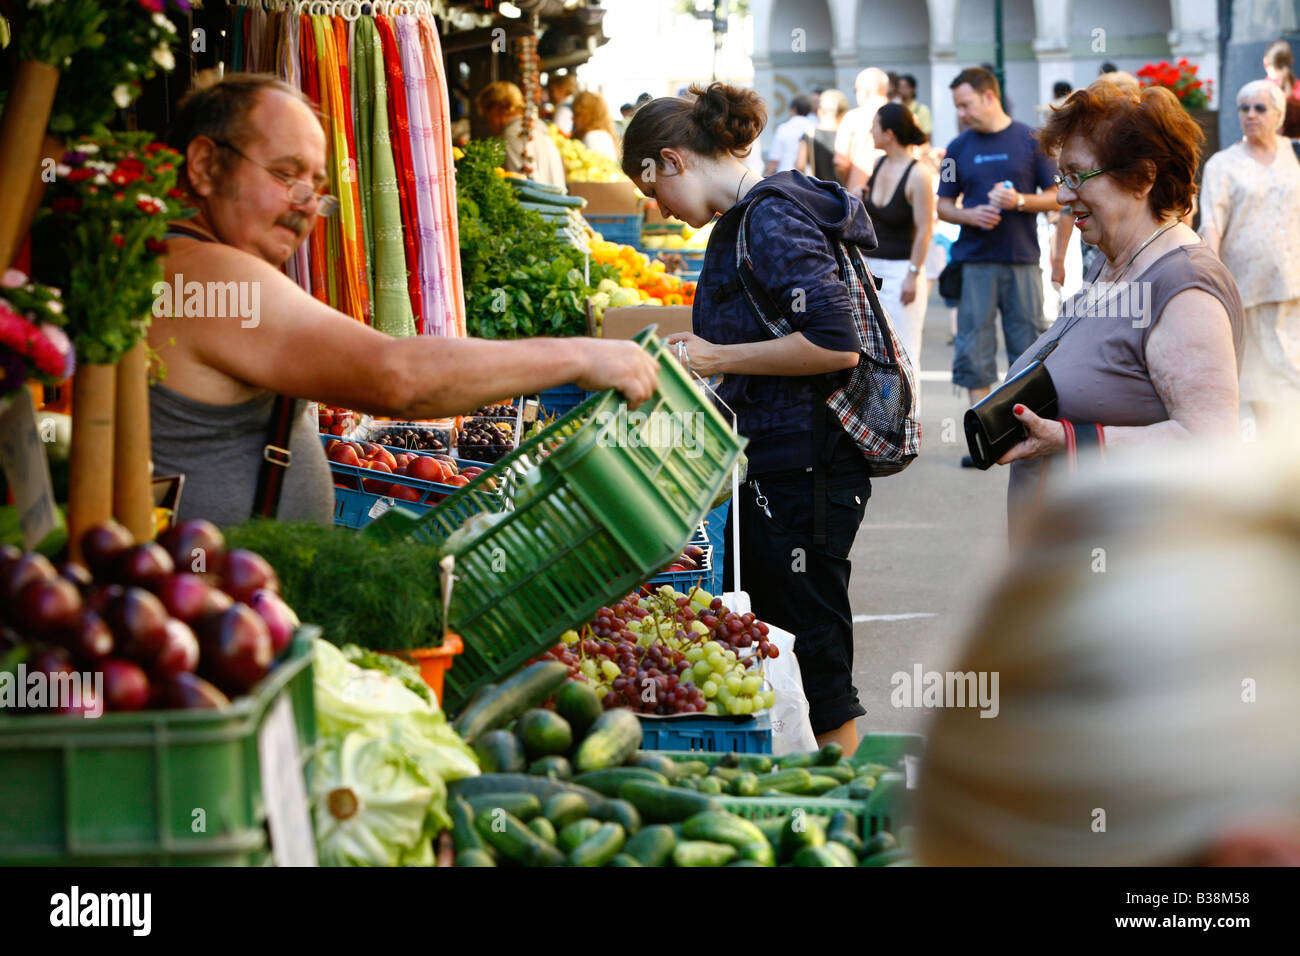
[694, 170, 877, 476]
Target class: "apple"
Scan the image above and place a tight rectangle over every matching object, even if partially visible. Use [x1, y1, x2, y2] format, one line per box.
[405, 456, 443, 483]
[250, 589, 300, 656]
[57, 562, 94, 594]
[110, 542, 175, 589]
[1, 552, 56, 607]
[102, 588, 170, 664]
[152, 618, 200, 678]
[393, 453, 413, 470]
[153, 572, 214, 622]
[388, 482, 424, 502]
[362, 460, 393, 493]
[366, 446, 397, 470]
[446, 475, 470, 488]
[196, 604, 273, 695]
[432, 454, 458, 476]
[53, 681, 102, 718]
[83, 583, 125, 616]
[63, 608, 114, 662]
[13, 577, 82, 638]
[151, 672, 231, 710]
[324, 438, 340, 454]
[80, 521, 134, 578]
[157, 519, 226, 575]
[101, 659, 151, 712]
[220, 549, 279, 604]
[328, 443, 361, 468]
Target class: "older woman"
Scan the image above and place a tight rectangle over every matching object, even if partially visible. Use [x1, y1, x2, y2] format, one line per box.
[571, 91, 619, 160]
[475, 81, 566, 189]
[993, 81, 1244, 539]
[1198, 80, 1300, 433]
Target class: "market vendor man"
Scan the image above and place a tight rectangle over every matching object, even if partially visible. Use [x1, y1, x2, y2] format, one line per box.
[151, 72, 657, 527]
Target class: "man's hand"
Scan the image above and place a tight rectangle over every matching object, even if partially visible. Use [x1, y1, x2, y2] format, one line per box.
[988, 182, 1019, 210]
[967, 204, 1003, 230]
[900, 272, 919, 306]
[663, 331, 724, 378]
[996, 404, 1066, 465]
[1050, 257, 1066, 288]
[572, 339, 661, 408]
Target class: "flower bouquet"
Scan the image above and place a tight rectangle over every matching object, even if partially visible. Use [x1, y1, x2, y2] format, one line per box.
[1136, 58, 1212, 110]
[0, 270, 74, 400]
[37, 130, 188, 549]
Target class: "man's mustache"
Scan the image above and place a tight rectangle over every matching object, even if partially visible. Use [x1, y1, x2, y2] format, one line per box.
[275, 213, 310, 235]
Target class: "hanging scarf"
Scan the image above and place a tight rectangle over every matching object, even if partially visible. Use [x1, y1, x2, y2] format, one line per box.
[375, 14, 424, 333]
[351, 19, 375, 308]
[332, 13, 371, 322]
[418, 15, 466, 337]
[394, 14, 447, 336]
[246, 2, 265, 74]
[354, 16, 415, 337]
[277, 12, 311, 293]
[299, 14, 330, 306]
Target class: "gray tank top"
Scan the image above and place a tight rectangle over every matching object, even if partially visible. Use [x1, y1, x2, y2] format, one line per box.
[149, 384, 334, 529]
[1006, 240, 1244, 515]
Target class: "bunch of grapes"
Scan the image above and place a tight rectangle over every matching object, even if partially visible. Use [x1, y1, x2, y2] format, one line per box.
[535, 585, 778, 716]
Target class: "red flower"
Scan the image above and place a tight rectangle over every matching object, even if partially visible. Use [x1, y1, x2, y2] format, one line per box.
[68, 168, 96, 182]
[1177, 58, 1190, 68]
[157, 163, 174, 172]
[111, 235, 125, 249]
[166, 187, 185, 199]
[118, 158, 145, 173]
[113, 192, 125, 201]
[51, 197, 81, 213]
[146, 142, 169, 153]
[108, 169, 141, 186]
[145, 238, 170, 256]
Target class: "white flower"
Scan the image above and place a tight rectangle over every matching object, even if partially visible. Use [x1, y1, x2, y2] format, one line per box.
[47, 300, 63, 315]
[86, 160, 114, 173]
[79, 143, 100, 155]
[93, 174, 108, 186]
[27, 0, 55, 7]
[152, 13, 177, 34]
[55, 164, 71, 177]
[152, 45, 175, 72]
[112, 84, 133, 109]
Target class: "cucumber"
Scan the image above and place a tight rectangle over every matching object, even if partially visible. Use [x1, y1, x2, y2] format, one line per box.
[619, 781, 721, 823]
[717, 752, 742, 768]
[708, 766, 742, 782]
[573, 767, 669, 796]
[543, 792, 590, 829]
[727, 860, 765, 867]
[794, 845, 850, 867]
[454, 848, 496, 867]
[860, 848, 910, 867]
[828, 810, 859, 839]
[817, 742, 844, 765]
[528, 755, 573, 780]
[454, 661, 571, 743]
[573, 708, 642, 772]
[754, 816, 788, 845]
[609, 853, 642, 867]
[629, 752, 681, 782]
[558, 818, 603, 853]
[848, 777, 875, 801]
[624, 825, 677, 867]
[554, 681, 604, 738]
[738, 754, 773, 773]
[775, 749, 821, 769]
[593, 798, 642, 835]
[674, 760, 710, 778]
[465, 792, 541, 821]
[805, 774, 842, 795]
[863, 831, 899, 856]
[673, 840, 737, 867]
[449, 797, 488, 854]
[472, 730, 527, 773]
[448, 773, 606, 812]
[760, 768, 813, 793]
[570, 822, 626, 867]
[682, 811, 766, 848]
[779, 815, 827, 863]
[696, 775, 724, 795]
[829, 829, 863, 857]
[811, 764, 855, 784]
[515, 708, 573, 760]
[820, 841, 858, 866]
[738, 840, 775, 866]
[822, 784, 852, 799]
[528, 816, 558, 846]
[475, 809, 566, 866]
[731, 772, 760, 797]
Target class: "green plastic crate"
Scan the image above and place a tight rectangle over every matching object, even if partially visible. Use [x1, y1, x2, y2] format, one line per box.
[402, 327, 746, 713]
[0, 626, 318, 866]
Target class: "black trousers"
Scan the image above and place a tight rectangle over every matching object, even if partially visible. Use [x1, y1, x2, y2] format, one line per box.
[724, 452, 871, 736]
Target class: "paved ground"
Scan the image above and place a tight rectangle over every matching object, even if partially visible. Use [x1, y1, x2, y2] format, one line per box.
[848, 291, 1013, 735]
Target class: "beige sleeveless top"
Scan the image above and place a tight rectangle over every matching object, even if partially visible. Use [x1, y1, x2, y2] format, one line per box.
[1006, 240, 1244, 517]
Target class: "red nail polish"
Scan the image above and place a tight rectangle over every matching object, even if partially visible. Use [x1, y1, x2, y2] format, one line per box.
[1013, 404, 1025, 415]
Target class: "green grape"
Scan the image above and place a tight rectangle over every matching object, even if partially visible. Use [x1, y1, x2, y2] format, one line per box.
[703, 641, 723, 655]
[689, 621, 710, 637]
[579, 659, 598, 679]
[684, 647, 705, 663]
[561, 629, 580, 644]
[724, 697, 744, 715]
[762, 690, 776, 709]
[702, 680, 719, 699]
[707, 652, 727, 672]
[600, 659, 620, 680]
[705, 702, 721, 715]
[724, 675, 743, 695]
[741, 676, 762, 695]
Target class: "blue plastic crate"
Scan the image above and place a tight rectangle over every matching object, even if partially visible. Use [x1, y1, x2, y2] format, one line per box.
[587, 213, 644, 247]
[648, 523, 711, 592]
[638, 713, 772, 753]
[536, 383, 595, 419]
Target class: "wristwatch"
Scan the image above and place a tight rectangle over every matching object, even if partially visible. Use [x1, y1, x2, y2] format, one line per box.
[1016, 192, 1026, 211]
[907, 263, 921, 275]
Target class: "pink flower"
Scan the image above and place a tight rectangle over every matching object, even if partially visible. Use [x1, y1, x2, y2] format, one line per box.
[1, 269, 26, 289]
[0, 309, 63, 377]
[40, 325, 75, 379]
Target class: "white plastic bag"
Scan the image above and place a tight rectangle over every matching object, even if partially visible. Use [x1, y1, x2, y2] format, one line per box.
[725, 591, 817, 756]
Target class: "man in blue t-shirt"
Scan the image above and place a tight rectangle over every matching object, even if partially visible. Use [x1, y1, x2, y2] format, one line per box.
[938, 67, 1064, 466]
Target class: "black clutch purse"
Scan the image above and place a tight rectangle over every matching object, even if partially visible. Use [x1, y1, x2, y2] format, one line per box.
[963, 360, 1059, 470]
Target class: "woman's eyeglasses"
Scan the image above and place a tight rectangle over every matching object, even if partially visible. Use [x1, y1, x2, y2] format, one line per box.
[1238, 103, 1271, 114]
[1052, 167, 1110, 190]
[212, 139, 340, 217]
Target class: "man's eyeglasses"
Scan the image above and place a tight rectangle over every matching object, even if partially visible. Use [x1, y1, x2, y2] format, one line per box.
[212, 139, 340, 217]
[1052, 167, 1110, 190]
[1238, 103, 1271, 114]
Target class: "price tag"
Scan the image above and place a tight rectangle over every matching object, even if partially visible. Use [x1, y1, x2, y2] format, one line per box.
[367, 496, 393, 519]
[257, 696, 318, 867]
[0, 390, 60, 549]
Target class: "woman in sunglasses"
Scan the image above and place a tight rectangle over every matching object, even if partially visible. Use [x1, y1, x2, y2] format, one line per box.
[993, 80, 1244, 541]
[1198, 80, 1300, 434]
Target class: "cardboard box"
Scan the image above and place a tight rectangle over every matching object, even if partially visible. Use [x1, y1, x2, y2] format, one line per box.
[567, 180, 644, 215]
[601, 305, 692, 341]
[643, 200, 686, 232]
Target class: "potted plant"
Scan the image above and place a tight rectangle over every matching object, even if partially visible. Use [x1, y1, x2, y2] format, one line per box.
[1137, 58, 1218, 157]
